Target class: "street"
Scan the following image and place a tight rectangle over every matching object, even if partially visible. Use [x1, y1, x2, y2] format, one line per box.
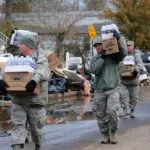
[1, 101, 150, 150]
[0, 0, 150, 150]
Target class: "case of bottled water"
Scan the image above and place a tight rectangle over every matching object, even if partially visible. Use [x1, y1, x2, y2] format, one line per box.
[101, 24, 119, 40]
[5, 56, 36, 73]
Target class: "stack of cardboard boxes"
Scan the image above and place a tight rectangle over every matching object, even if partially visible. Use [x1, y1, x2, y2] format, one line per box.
[101, 24, 119, 55]
[3, 58, 40, 95]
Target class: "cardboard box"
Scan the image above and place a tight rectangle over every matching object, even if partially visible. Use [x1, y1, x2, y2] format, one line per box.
[4, 72, 32, 82]
[0, 62, 5, 70]
[47, 52, 62, 69]
[4, 72, 40, 95]
[120, 65, 135, 77]
[6, 84, 40, 96]
[120, 72, 133, 77]
[42, 51, 62, 69]
[102, 37, 119, 55]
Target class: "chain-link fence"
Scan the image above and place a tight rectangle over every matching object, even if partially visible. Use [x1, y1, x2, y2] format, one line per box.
[0, 32, 8, 54]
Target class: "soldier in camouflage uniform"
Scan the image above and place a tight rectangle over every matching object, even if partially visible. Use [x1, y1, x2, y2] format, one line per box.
[119, 41, 145, 118]
[0, 35, 50, 150]
[90, 31, 127, 144]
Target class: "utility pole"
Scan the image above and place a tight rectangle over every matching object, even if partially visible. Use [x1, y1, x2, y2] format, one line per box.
[5, 0, 12, 21]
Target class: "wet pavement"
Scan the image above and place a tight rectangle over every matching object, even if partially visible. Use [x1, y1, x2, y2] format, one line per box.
[1, 102, 150, 150]
[46, 96, 93, 123]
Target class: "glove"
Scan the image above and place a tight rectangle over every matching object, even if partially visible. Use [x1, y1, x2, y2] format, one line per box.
[0, 80, 8, 94]
[113, 30, 121, 40]
[25, 80, 37, 93]
[101, 50, 106, 59]
[132, 69, 138, 77]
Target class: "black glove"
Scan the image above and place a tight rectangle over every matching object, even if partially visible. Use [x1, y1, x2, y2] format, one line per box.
[132, 69, 138, 77]
[0, 80, 8, 94]
[113, 30, 121, 40]
[101, 50, 106, 59]
[25, 80, 37, 93]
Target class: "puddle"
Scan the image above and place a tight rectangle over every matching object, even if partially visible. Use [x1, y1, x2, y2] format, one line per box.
[0, 106, 12, 132]
[0, 96, 95, 128]
[46, 96, 95, 123]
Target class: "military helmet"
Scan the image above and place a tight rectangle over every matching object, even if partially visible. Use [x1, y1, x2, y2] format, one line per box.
[93, 36, 102, 47]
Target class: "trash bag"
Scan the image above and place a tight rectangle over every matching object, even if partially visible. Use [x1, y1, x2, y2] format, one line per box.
[48, 77, 67, 94]
[141, 53, 150, 63]
[68, 64, 78, 71]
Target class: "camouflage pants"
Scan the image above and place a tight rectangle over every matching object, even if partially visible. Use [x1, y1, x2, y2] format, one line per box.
[119, 83, 129, 110]
[119, 84, 139, 110]
[11, 103, 46, 147]
[93, 88, 120, 135]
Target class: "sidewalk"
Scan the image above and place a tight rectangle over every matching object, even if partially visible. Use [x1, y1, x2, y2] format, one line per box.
[83, 125, 150, 150]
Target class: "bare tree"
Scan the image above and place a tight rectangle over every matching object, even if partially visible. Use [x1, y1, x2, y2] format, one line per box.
[63, 34, 90, 68]
[29, 0, 87, 56]
[83, 0, 105, 11]
[5, 0, 12, 20]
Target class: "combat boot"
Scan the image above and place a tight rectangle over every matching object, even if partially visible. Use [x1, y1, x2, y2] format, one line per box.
[119, 108, 128, 117]
[130, 109, 135, 118]
[110, 132, 118, 144]
[35, 144, 41, 150]
[12, 145, 21, 150]
[100, 134, 110, 144]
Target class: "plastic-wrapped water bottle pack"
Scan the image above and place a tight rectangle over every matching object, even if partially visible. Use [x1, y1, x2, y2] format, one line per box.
[101, 24, 119, 40]
[10, 29, 38, 47]
[6, 56, 36, 69]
